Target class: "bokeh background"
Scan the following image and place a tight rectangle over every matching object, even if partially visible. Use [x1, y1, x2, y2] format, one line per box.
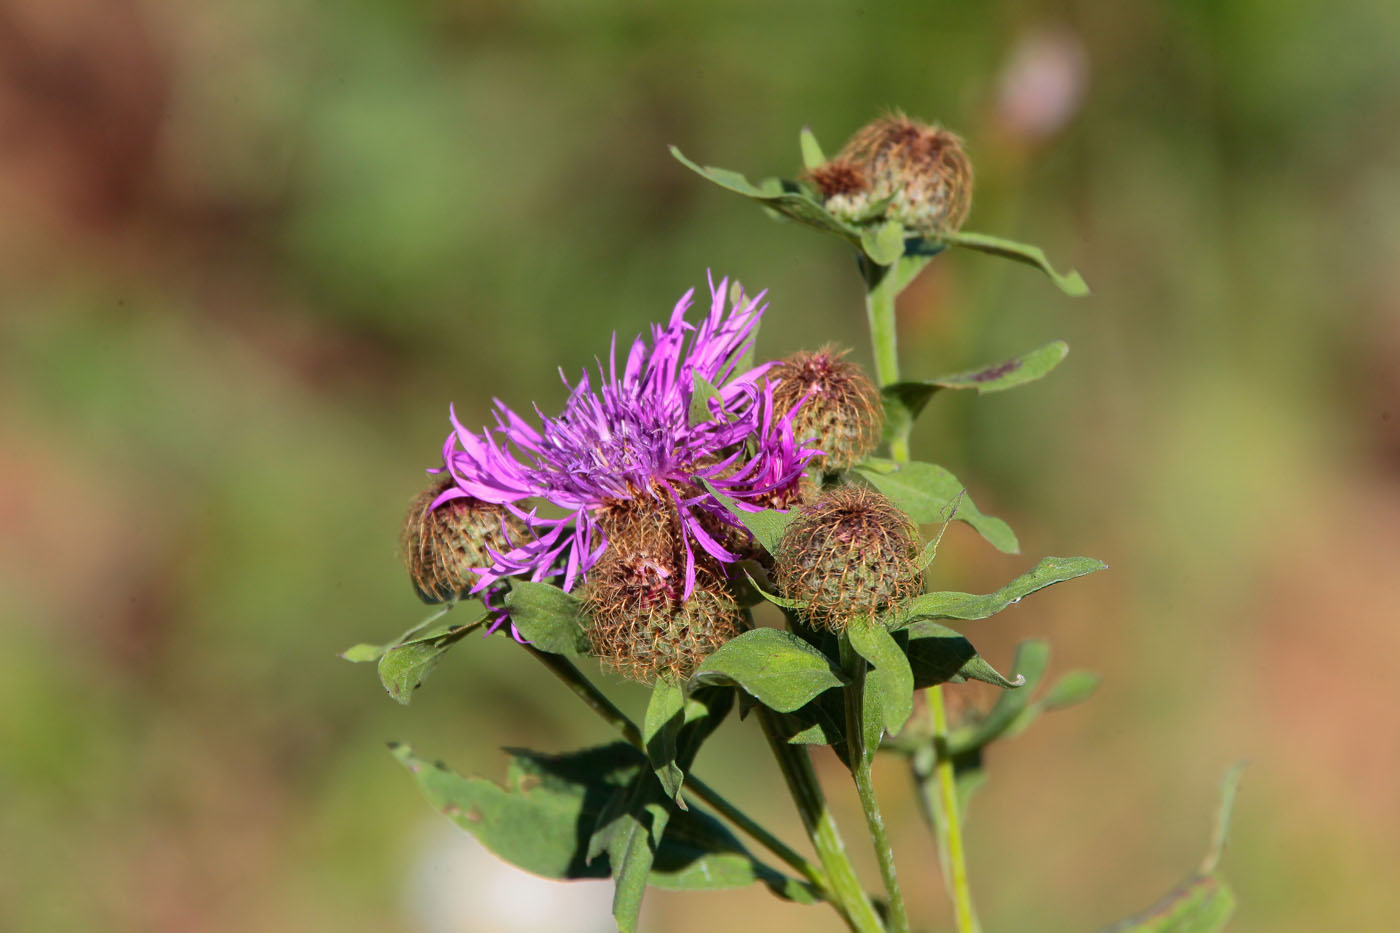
[3, 1, 1398, 930]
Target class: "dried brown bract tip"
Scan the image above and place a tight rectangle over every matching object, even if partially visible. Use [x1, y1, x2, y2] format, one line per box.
[834, 113, 974, 234]
[582, 495, 742, 684]
[401, 479, 523, 603]
[774, 485, 921, 631]
[768, 346, 882, 473]
[807, 157, 874, 224]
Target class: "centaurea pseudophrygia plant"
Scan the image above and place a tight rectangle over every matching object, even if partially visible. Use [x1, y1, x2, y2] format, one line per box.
[346, 113, 1244, 933]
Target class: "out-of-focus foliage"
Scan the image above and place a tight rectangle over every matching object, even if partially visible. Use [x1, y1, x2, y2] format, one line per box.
[2, 1, 1398, 931]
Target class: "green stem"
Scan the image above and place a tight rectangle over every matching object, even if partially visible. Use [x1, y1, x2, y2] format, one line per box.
[861, 253, 979, 932]
[927, 686, 980, 933]
[840, 639, 910, 933]
[758, 706, 885, 933]
[524, 647, 828, 897]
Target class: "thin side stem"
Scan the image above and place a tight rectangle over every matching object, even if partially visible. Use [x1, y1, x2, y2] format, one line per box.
[758, 707, 885, 933]
[524, 647, 828, 896]
[840, 641, 910, 933]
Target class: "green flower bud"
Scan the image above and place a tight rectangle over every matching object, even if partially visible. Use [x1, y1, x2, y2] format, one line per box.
[775, 485, 921, 631]
[401, 479, 522, 603]
[769, 347, 882, 473]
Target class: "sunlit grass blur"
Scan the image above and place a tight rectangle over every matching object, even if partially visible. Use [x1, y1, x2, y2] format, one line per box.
[2, 1, 1398, 930]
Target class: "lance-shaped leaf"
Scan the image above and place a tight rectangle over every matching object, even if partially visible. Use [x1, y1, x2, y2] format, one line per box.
[891, 556, 1108, 629]
[847, 616, 915, 744]
[952, 639, 1050, 747]
[853, 459, 1019, 554]
[340, 603, 460, 663]
[699, 478, 794, 555]
[606, 783, 670, 933]
[345, 606, 491, 705]
[643, 680, 687, 809]
[798, 126, 825, 170]
[692, 628, 846, 712]
[504, 580, 590, 655]
[931, 230, 1090, 297]
[881, 341, 1070, 446]
[905, 621, 1025, 689]
[1095, 764, 1246, 933]
[671, 146, 860, 242]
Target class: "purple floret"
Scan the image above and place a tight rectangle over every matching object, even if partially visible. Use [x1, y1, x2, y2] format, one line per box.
[432, 274, 817, 608]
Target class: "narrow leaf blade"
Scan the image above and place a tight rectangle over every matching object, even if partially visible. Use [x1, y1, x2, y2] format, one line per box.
[799, 127, 825, 170]
[892, 556, 1108, 628]
[940, 230, 1090, 297]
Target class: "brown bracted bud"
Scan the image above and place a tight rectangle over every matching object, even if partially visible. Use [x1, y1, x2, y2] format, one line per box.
[583, 494, 742, 684]
[401, 479, 522, 603]
[836, 114, 973, 235]
[768, 346, 882, 473]
[807, 157, 876, 225]
[774, 485, 921, 631]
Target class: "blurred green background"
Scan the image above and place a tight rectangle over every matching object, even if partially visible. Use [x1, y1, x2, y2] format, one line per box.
[2, 1, 1398, 930]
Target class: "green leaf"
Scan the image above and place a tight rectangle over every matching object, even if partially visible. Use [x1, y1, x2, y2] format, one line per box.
[847, 616, 915, 738]
[651, 805, 818, 903]
[671, 146, 860, 242]
[881, 341, 1070, 445]
[643, 680, 687, 809]
[699, 478, 794, 555]
[891, 556, 1108, 629]
[1095, 763, 1246, 933]
[394, 741, 809, 925]
[937, 230, 1090, 297]
[692, 628, 846, 712]
[689, 372, 726, 425]
[947, 640, 1049, 752]
[391, 741, 641, 879]
[906, 621, 1025, 689]
[375, 610, 491, 704]
[853, 458, 1019, 553]
[671, 146, 907, 267]
[1099, 877, 1235, 933]
[798, 126, 825, 170]
[608, 791, 669, 933]
[1040, 670, 1102, 710]
[340, 603, 460, 663]
[860, 220, 905, 266]
[503, 580, 589, 655]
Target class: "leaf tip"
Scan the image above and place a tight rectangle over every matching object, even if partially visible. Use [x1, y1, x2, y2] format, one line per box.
[1062, 270, 1091, 297]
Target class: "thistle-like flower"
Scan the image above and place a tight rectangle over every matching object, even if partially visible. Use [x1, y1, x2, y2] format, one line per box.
[433, 275, 817, 598]
[774, 484, 921, 631]
[768, 346, 882, 474]
[582, 496, 742, 683]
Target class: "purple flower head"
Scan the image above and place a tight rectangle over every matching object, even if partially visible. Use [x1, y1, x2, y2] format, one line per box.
[433, 274, 817, 617]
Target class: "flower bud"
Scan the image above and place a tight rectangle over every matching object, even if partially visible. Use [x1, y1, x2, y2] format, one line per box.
[832, 115, 973, 235]
[401, 479, 522, 603]
[808, 157, 876, 225]
[768, 347, 882, 473]
[774, 485, 921, 631]
[583, 496, 742, 683]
